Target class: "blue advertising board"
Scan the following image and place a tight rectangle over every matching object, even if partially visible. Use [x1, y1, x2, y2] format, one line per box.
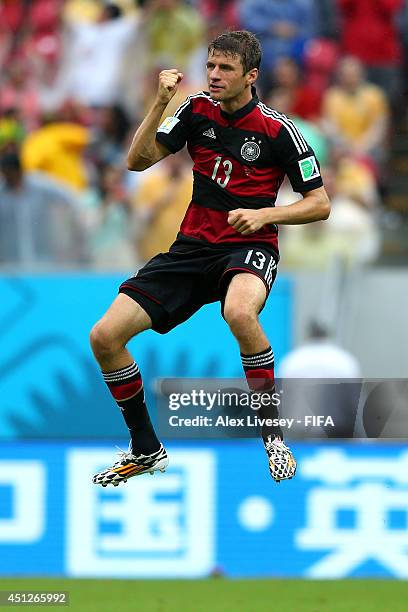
[0, 274, 292, 439]
[1, 441, 407, 579]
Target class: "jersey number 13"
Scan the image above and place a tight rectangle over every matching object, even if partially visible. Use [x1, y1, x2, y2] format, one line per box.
[211, 156, 233, 188]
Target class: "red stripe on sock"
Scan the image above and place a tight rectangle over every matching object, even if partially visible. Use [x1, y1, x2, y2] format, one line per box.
[107, 379, 143, 401]
[245, 369, 275, 391]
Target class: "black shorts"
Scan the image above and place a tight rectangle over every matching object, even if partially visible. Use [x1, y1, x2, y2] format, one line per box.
[119, 236, 278, 334]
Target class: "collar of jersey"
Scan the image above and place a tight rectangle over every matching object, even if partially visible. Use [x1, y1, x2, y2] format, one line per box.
[218, 86, 259, 122]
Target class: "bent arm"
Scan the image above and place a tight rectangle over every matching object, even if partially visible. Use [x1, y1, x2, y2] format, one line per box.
[127, 68, 183, 172]
[127, 100, 171, 171]
[228, 187, 330, 235]
[262, 186, 331, 225]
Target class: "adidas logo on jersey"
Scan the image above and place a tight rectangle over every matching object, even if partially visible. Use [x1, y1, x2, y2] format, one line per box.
[203, 128, 216, 139]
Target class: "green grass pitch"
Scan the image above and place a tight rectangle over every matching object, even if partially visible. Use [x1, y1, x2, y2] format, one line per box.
[1, 578, 407, 611]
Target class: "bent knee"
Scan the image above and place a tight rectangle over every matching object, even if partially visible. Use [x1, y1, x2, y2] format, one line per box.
[90, 321, 123, 358]
[224, 304, 258, 332]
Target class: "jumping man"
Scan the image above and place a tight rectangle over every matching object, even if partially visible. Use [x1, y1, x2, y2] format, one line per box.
[91, 31, 330, 487]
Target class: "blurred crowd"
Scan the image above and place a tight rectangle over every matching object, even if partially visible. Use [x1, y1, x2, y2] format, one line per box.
[1, 0, 408, 270]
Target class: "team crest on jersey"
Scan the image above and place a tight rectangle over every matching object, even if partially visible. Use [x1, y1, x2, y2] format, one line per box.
[241, 137, 261, 162]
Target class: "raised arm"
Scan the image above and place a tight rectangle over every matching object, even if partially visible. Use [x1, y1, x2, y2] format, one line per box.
[127, 69, 183, 171]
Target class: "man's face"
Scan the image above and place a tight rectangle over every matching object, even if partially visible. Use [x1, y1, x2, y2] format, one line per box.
[338, 58, 363, 90]
[206, 51, 256, 102]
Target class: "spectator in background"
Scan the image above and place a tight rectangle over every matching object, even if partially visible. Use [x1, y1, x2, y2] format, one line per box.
[59, 2, 138, 107]
[337, 0, 403, 101]
[279, 320, 361, 378]
[270, 56, 323, 122]
[185, 19, 225, 91]
[0, 0, 24, 73]
[196, 0, 239, 29]
[132, 151, 193, 262]
[278, 320, 361, 438]
[280, 162, 380, 268]
[323, 160, 381, 264]
[142, 0, 204, 72]
[266, 84, 328, 165]
[63, 0, 111, 23]
[88, 105, 131, 177]
[0, 0, 24, 38]
[302, 38, 340, 101]
[0, 60, 41, 131]
[21, 110, 90, 192]
[315, 0, 339, 39]
[138, 0, 204, 110]
[0, 1, 63, 120]
[81, 163, 140, 269]
[0, 22, 12, 72]
[0, 108, 25, 152]
[321, 56, 389, 173]
[239, 0, 316, 91]
[21, 0, 63, 86]
[0, 151, 88, 267]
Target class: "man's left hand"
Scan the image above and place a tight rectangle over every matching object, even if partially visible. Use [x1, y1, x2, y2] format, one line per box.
[227, 209, 265, 235]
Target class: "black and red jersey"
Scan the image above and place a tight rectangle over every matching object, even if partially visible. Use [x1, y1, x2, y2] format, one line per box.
[156, 87, 323, 256]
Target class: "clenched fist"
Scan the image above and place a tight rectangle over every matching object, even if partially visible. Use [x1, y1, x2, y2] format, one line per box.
[157, 69, 184, 104]
[228, 208, 265, 235]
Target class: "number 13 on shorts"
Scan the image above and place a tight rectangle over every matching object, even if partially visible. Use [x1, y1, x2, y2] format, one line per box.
[244, 249, 267, 269]
[243, 249, 277, 289]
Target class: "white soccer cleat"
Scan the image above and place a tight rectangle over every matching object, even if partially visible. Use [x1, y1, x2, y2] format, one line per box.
[92, 444, 168, 487]
[264, 436, 297, 483]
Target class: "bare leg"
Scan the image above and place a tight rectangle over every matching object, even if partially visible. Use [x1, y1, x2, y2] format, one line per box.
[90, 293, 160, 457]
[90, 293, 152, 371]
[223, 273, 268, 354]
[224, 272, 281, 437]
[223, 273, 296, 482]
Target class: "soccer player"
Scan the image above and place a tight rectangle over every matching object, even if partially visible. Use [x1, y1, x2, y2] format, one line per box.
[91, 31, 330, 487]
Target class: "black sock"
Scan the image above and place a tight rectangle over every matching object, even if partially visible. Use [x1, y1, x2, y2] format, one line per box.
[241, 347, 283, 441]
[102, 362, 161, 455]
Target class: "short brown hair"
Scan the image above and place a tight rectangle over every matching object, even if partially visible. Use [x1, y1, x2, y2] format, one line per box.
[208, 30, 261, 74]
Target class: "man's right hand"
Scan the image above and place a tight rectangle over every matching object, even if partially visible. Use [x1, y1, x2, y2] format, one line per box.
[157, 69, 184, 104]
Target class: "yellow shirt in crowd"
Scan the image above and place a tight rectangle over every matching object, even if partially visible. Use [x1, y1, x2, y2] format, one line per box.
[323, 84, 388, 143]
[22, 123, 89, 192]
[133, 167, 193, 262]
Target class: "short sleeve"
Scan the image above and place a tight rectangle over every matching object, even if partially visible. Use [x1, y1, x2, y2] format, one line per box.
[274, 119, 324, 193]
[156, 96, 192, 154]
